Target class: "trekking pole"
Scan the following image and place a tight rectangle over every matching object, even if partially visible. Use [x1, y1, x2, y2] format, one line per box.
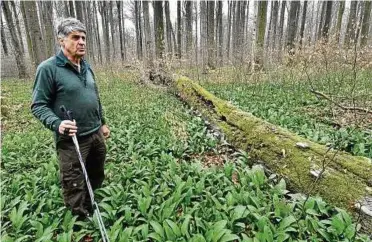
[60, 106, 110, 242]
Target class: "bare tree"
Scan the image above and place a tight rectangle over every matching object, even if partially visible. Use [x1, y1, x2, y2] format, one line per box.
[217, 0, 223, 66]
[336, 1, 345, 42]
[9, 1, 24, 53]
[143, 0, 153, 66]
[75, 0, 84, 21]
[286, 0, 300, 53]
[1, 1, 27, 78]
[41, 1, 55, 57]
[24, 1, 46, 67]
[1, 16, 9, 56]
[177, 1, 181, 58]
[277, 0, 286, 50]
[154, 1, 164, 60]
[360, 0, 371, 46]
[134, 1, 143, 60]
[165, 0, 175, 55]
[345, 0, 358, 46]
[68, 1, 75, 17]
[271, 1, 280, 49]
[299, 1, 308, 46]
[321, 1, 333, 41]
[117, 1, 126, 62]
[207, 0, 215, 69]
[93, 1, 102, 64]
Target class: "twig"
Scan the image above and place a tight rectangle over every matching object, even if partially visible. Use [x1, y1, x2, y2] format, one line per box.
[310, 89, 372, 114]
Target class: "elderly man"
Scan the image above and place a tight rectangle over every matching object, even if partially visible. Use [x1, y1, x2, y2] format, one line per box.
[31, 18, 110, 219]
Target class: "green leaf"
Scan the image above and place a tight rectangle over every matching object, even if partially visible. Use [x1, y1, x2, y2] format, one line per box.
[279, 215, 296, 230]
[219, 233, 240, 242]
[166, 219, 181, 237]
[181, 215, 192, 238]
[148, 232, 163, 241]
[150, 221, 164, 239]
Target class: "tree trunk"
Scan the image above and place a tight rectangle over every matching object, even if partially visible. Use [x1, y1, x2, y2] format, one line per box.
[20, 1, 34, 64]
[99, 1, 111, 63]
[286, 1, 300, 53]
[68, 1, 75, 17]
[217, 0, 223, 66]
[184, 0, 193, 55]
[24, 1, 45, 67]
[75, 0, 84, 21]
[227, 1, 232, 60]
[321, 1, 333, 41]
[9, 1, 24, 53]
[207, 1, 215, 69]
[317, 1, 326, 41]
[41, 1, 55, 57]
[175, 76, 372, 234]
[64, 1, 70, 17]
[143, 0, 153, 66]
[1, 17, 9, 56]
[345, 1, 358, 47]
[109, 1, 116, 60]
[336, 1, 345, 42]
[135, 1, 143, 60]
[177, 1, 181, 59]
[154, 1, 164, 60]
[360, 1, 371, 46]
[299, 1, 308, 46]
[256, 1, 267, 49]
[117, 1, 125, 62]
[277, 0, 286, 50]
[165, 1, 174, 55]
[271, 1, 280, 49]
[1, 1, 27, 78]
[93, 1, 102, 64]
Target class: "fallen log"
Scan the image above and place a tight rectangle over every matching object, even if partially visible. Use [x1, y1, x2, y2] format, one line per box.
[174, 75, 372, 233]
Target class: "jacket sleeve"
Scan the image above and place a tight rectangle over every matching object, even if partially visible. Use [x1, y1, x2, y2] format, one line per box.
[31, 65, 62, 132]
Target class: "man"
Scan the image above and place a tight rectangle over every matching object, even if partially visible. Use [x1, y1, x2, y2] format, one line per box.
[31, 18, 110, 219]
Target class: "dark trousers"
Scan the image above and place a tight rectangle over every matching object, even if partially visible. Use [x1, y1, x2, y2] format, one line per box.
[56, 131, 106, 217]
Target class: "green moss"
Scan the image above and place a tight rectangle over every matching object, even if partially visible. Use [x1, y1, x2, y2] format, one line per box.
[175, 76, 372, 211]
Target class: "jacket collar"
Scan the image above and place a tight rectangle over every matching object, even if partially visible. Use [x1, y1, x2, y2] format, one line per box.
[56, 49, 90, 69]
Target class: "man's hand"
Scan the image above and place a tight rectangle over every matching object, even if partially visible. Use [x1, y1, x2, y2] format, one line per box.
[59, 120, 78, 136]
[100, 124, 110, 139]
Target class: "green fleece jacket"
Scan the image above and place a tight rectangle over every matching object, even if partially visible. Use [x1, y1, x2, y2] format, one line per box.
[31, 50, 105, 140]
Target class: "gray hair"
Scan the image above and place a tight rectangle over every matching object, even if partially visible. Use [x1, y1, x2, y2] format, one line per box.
[56, 18, 86, 39]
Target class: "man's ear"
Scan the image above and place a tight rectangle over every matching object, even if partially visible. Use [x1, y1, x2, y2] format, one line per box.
[58, 38, 64, 48]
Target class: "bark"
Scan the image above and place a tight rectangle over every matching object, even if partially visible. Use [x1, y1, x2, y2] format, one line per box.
[256, 1, 267, 49]
[9, 1, 24, 53]
[177, 1, 181, 58]
[207, 1, 215, 69]
[185, 1, 193, 54]
[93, 1, 102, 64]
[1, 1, 27, 78]
[175, 76, 372, 234]
[227, 1, 232, 60]
[317, 1, 326, 41]
[360, 1, 372, 46]
[41, 1, 55, 57]
[99, 1, 111, 63]
[277, 0, 286, 50]
[75, 0, 84, 21]
[20, 1, 34, 64]
[117, 1, 125, 62]
[83, 1, 95, 63]
[321, 1, 333, 41]
[336, 1, 345, 42]
[143, 0, 153, 66]
[154, 1, 164, 60]
[24, 1, 45, 67]
[134, 1, 143, 60]
[1, 17, 9, 56]
[68, 1, 75, 17]
[64, 1, 70, 17]
[165, 1, 174, 55]
[271, 1, 280, 49]
[286, 1, 300, 53]
[345, 1, 358, 46]
[299, 1, 308, 46]
[109, 1, 116, 60]
[217, 0, 223, 66]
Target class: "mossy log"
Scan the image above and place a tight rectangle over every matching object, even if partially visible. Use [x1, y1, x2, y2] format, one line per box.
[174, 76, 372, 233]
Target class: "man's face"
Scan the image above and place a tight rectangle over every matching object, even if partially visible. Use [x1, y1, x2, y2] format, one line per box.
[60, 31, 86, 58]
